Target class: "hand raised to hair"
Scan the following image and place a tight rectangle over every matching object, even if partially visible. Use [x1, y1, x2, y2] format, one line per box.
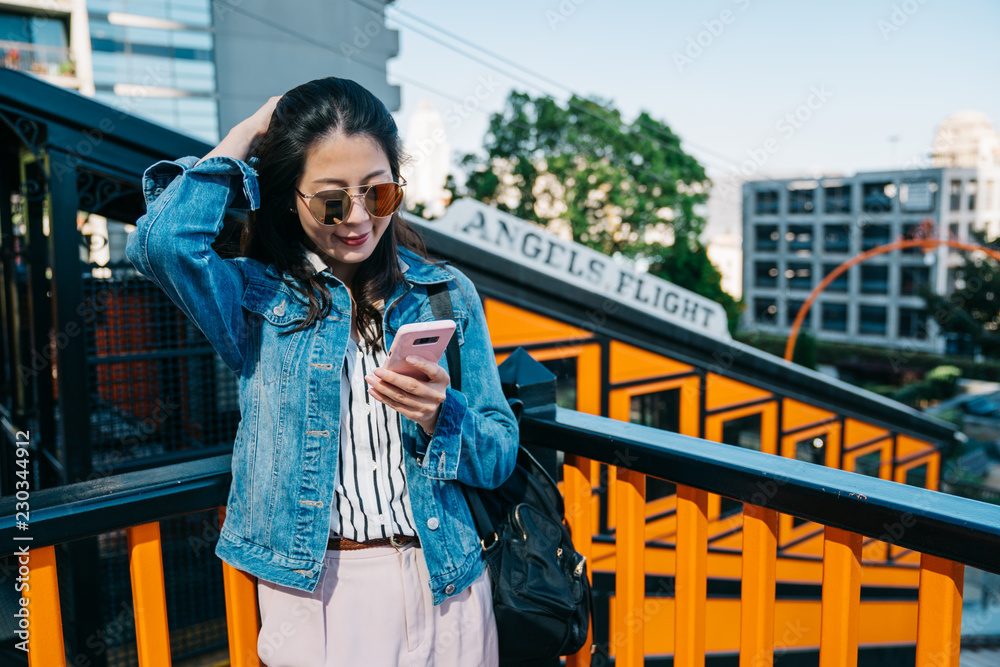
[195, 96, 281, 167]
[240, 95, 282, 138]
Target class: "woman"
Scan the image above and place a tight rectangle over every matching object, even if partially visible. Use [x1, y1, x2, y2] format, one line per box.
[126, 77, 520, 666]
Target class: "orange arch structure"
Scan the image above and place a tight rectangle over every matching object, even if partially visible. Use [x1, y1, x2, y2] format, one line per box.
[784, 237, 1000, 361]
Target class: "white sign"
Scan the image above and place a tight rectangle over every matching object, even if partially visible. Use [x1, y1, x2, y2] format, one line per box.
[410, 198, 731, 341]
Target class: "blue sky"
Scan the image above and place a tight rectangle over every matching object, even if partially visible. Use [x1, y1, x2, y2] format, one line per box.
[385, 0, 1000, 187]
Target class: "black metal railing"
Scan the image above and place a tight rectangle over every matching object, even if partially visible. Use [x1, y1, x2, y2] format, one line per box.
[2, 351, 999, 664]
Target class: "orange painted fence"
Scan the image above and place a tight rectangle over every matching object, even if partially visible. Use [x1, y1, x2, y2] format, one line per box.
[529, 406, 986, 667]
[4, 405, 992, 667]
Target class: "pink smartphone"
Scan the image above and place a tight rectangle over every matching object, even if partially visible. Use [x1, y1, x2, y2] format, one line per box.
[382, 319, 456, 381]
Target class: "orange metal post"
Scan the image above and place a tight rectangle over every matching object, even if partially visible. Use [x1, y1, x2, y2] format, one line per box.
[220, 507, 264, 667]
[916, 554, 964, 667]
[740, 504, 778, 667]
[676, 485, 708, 667]
[614, 466, 646, 667]
[819, 527, 863, 667]
[564, 454, 594, 667]
[23, 544, 67, 667]
[128, 521, 173, 667]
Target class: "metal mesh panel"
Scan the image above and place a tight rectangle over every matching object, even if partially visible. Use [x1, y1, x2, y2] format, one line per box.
[96, 530, 140, 667]
[162, 510, 229, 663]
[78, 216, 239, 472]
[81, 262, 239, 470]
[89, 516, 230, 667]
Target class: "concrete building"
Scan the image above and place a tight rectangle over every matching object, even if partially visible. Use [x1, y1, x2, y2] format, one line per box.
[741, 163, 1000, 353]
[1, 0, 399, 143]
[401, 98, 451, 218]
[706, 231, 742, 300]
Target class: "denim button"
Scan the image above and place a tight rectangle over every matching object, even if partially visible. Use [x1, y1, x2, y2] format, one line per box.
[427, 517, 440, 530]
[272, 300, 286, 317]
[444, 583, 455, 595]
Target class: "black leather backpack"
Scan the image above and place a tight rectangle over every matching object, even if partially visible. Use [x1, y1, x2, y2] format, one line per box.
[425, 279, 592, 661]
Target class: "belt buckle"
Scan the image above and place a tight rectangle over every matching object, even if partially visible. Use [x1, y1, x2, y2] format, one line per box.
[389, 535, 405, 548]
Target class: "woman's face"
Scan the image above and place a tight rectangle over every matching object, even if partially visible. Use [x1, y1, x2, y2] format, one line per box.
[294, 131, 394, 286]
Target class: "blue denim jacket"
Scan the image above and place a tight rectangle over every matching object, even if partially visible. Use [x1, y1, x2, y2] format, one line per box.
[125, 155, 519, 604]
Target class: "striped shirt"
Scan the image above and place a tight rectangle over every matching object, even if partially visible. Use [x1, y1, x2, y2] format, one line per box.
[330, 332, 419, 541]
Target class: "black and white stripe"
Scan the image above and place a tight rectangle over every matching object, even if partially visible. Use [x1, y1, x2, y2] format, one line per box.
[330, 335, 418, 541]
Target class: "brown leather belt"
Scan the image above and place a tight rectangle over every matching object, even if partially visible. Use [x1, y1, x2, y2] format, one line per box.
[326, 534, 420, 551]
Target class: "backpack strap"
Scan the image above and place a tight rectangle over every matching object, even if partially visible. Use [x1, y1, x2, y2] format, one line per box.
[426, 281, 461, 392]
[425, 280, 497, 550]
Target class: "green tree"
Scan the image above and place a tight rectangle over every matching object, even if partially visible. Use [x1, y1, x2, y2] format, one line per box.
[453, 90, 742, 332]
[922, 239, 1000, 357]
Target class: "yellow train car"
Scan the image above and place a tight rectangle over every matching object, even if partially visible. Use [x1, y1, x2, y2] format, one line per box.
[411, 199, 955, 664]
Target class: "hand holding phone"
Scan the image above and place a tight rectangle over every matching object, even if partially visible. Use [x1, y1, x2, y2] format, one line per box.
[382, 319, 456, 382]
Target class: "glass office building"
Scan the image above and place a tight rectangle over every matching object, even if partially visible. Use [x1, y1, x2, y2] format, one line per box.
[4, 1, 399, 145]
[88, 0, 219, 142]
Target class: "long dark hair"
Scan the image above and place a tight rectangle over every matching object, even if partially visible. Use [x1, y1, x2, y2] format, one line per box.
[242, 77, 429, 352]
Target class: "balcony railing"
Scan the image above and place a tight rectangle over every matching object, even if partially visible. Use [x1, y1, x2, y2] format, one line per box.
[1, 40, 75, 78]
[2, 350, 999, 666]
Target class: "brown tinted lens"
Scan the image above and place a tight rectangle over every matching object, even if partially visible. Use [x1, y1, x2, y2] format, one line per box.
[365, 182, 404, 218]
[312, 191, 349, 225]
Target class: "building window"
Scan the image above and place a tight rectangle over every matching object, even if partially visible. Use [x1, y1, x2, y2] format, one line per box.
[862, 182, 894, 213]
[901, 221, 933, 255]
[755, 261, 778, 288]
[899, 308, 928, 339]
[950, 180, 962, 211]
[900, 266, 930, 296]
[785, 263, 812, 290]
[860, 265, 889, 294]
[987, 180, 996, 211]
[787, 300, 807, 327]
[631, 388, 681, 432]
[899, 180, 937, 212]
[540, 357, 577, 410]
[854, 450, 882, 478]
[823, 264, 849, 292]
[723, 413, 762, 451]
[786, 225, 813, 252]
[788, 188, 815, 214]
[630, 388, 681, 501]
[859, 305, 887, 335]
[756, 190, 779, 215]
[824, 185, 851, 213]
[862, 224, 891, 250]
[755, 225, 779, 252]
[753, 298, 778, 325]
[796, 434, 826, 466]
[822, 303, 848, 331]
[823, 224, 851, 253]
[720, 412, 763, 516]
[948, 222, 961, 241]
[0, 12, 70, 45]
[904, 463, 928, 488]
[968, 180, 978, 211]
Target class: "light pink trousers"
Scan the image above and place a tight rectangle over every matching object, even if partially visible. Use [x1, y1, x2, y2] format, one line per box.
[256, 541, 499, 667]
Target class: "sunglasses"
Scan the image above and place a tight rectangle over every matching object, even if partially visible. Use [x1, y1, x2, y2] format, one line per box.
[294, 178, 407, 225]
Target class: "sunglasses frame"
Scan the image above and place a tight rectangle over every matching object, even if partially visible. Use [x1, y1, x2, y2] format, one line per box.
[293, 177, 407, 226]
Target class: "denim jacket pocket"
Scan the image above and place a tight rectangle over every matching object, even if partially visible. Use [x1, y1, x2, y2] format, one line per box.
[242, 282, 312, 326]
[241, 282, 316, 385]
